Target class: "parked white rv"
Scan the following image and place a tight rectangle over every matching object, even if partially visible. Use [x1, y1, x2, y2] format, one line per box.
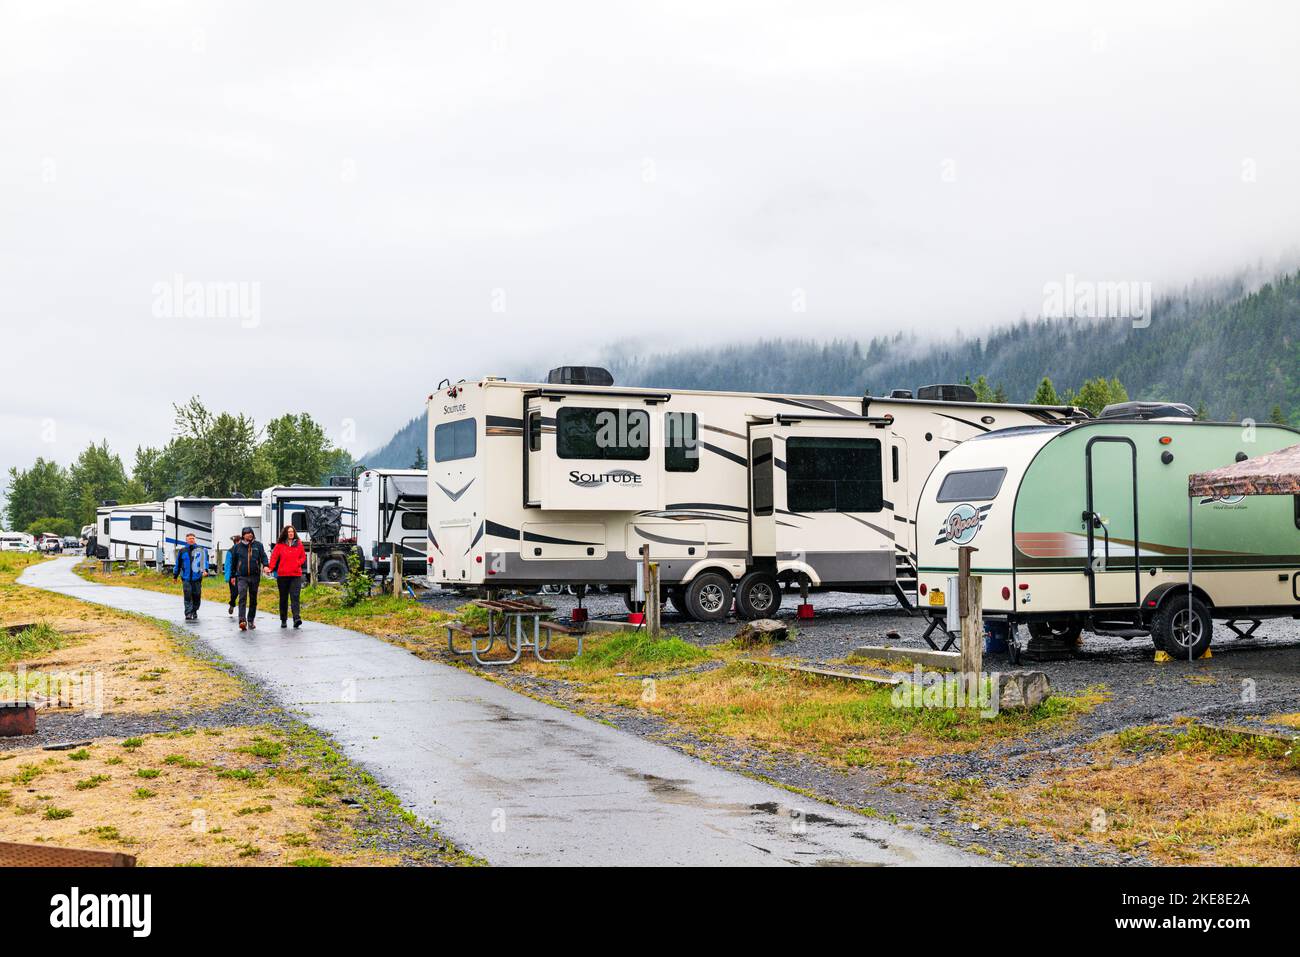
[161, 497, 259, 569]
[107, 502, 165, 563]
[0, 532, 35, 553]
[426, 368, 1082, 620]
[354, 468, 427, 575]
[260, 485, 359, 582]
[90, 506, 114, 559]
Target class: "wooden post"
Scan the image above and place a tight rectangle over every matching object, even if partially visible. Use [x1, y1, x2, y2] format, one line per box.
[392, 551, 404, 597]
[309, 551, 318, 587]
[957, 545, 983, 699]
[647, 561, 661, 638]
[137, 548, 145, 570]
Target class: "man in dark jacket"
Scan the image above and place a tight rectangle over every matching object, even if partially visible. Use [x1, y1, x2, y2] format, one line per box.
[230, 527, 270, 631]
[172, 532, 209, 621]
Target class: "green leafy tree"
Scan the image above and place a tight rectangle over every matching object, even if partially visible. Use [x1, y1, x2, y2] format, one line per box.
[132, 442, 187, 500]
[1268, 404, 1287, 425]
[26, 516, 76, 537]
[340, 550, 371, 608]
[992, 384, 1008, 404]
[1072, 376, 1129, 415]
[66, 441, 130, 526]
[4, 459, 69, 531]
[172, 397, 271, 496]
[1031, 376, 1060, 405]
[971, 374, 995, 403]
[262, 413, 337, 485]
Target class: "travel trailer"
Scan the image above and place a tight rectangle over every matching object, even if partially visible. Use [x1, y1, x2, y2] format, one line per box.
[0, 532, 35, 553]
[211, 502, 263, 557]
[914, 404, 1300, 657]
[107, 502, 165, 563]
[426, 369, 1082, 620]
[161, 496, 259, 569]
[354, 468, 427, 575]
[91, 506, 114, 559]
[261, 485, 359, 583]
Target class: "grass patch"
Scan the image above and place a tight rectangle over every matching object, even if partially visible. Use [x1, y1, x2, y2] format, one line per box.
[566, 630, 710, 674]
[0, 621, 64, 663]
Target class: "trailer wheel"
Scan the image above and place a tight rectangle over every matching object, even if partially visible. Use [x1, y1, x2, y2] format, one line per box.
[1152, 595, 1213, 659]
[735, 571, 781, 621]
[318, 557, 348, 583]
[667, 586, 690, 618]
[685, 572, 732, 622]
[622, 589, 644, 614]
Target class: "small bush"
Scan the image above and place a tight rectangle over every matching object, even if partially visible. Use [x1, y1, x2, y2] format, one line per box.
[340, 551, 371, 608]
[569, 630, 709, 673]
[0, 622, 63, 663]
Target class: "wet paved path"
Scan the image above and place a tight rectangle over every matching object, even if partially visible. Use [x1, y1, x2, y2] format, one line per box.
[22, 558, 982, 866]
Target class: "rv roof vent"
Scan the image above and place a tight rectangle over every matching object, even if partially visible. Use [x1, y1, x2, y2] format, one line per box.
[100, 500, 119, 507]
[546, 366, 614, 387]
[917, 384, 978, 402]
[1098, 401, 1196, 421]
[888, 389, 914, 399]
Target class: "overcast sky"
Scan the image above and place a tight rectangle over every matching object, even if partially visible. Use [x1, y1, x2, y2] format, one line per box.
[3, 0, 1299, 496]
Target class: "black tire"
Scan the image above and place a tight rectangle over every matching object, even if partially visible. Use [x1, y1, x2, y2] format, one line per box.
[667, 586, 690, 618]
[735, 571, 781, 621]
[1152, 595, 1213, 659]
[684, 572, 732, 622]
[1027, 620, 1083, 644]
[318, 557, 348, 583]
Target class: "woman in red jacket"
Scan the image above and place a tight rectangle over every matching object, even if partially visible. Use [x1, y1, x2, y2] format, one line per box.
[268, 524, 308, 628]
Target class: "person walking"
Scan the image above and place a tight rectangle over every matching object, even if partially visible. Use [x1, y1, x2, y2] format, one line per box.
[230, 527, 269, 631]
[172, 532, 209, 621]
[268, 524, 308, 629]
[223, 534, 240, 615]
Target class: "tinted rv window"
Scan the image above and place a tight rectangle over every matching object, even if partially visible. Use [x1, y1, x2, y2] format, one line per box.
[434, 418, 477, 462]
[665, 412, 699, 472]
[129, 516, 153, 531]
[937, 467, 1007, 503]
[786, 437, 882, 513]
[400, 512, 427, 530]
[556, 407, 650, 460]
[102, 518, 110, 534]
[752, 438, 774, 516]
[291, 512, 306, 532]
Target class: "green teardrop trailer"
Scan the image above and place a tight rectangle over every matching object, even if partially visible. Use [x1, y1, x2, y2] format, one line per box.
[915, 406, 1300, 657]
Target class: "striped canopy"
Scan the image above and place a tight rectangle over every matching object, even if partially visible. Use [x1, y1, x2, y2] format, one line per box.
[1187, 442, 1300, 497]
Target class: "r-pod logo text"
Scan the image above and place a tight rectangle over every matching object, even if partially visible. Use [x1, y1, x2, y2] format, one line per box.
[935, 503, 990, 546]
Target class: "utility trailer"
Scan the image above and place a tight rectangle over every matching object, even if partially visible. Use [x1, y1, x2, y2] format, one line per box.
[426, 368, 1082, 620]
[914, 403, 1300, 657]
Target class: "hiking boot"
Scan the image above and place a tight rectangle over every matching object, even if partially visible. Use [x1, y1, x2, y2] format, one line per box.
[239, 621, 247, 631]
[281, 620, 287, 628]
[228, 605, 234, 616]
[248, 621, 256, 630]
[293, 620, 302, 629]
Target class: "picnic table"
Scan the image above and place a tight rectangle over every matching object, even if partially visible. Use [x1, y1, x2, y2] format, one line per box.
[445, 598, 584, 666]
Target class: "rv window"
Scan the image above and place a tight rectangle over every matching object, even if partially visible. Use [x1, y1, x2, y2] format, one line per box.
[400, 512, 427, 531]
[102, 519, 110, 534]
[891, 446, 900, 484]
[291, 512, 306, 532]
[665, 412, 699, 472]
[434, 418, 478, 462]
[752, 438, 774, 516]
[129, 516, 153, 531]
[527, 411, 541, 452]
[556, 408, 650, 460]
[786, 437, 883, 513]
[937, 467, 1007, 503]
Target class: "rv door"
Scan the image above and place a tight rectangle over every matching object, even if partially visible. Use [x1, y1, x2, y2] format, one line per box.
[1085, 437, 1141, 607]
[747, 422, 779, 569]
[524, 397, 546, 507]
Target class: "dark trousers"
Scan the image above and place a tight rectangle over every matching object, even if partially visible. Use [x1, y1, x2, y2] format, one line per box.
[228, 580, 237, 608]
[236, 576, 261, 622]
[182, 578, 203, 617]
[277, 575, 303, 623]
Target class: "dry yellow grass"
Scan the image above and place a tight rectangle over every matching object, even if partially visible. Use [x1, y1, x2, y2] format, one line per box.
[2, 556, 241, 714]
[0, 727, 402, 866]
[970, 725, 1300, 865]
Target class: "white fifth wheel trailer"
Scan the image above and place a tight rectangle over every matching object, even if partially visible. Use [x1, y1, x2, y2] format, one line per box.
[212, 502, 263, 555]
[162, 496, 260, 569]
[354, 468, 427, 575]
[260, 485, 360, 583]
[107, 502, 164, 563]
[426, 368, 1083, 620]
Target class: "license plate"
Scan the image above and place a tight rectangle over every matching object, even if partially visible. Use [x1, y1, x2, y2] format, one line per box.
[928, 588, 945, 606]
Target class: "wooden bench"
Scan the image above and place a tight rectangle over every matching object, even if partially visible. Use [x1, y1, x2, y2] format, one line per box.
[0, 840, 136, 867]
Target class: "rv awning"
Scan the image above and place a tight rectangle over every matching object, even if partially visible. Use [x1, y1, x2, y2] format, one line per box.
[1187, 442, 1300, 498]
[388, 475, 426, 500]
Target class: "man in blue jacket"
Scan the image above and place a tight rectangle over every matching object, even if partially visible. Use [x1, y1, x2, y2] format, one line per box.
[173, 532, 209, 621]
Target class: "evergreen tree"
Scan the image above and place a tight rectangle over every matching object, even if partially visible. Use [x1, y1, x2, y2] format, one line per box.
[1031, 376, 1060, 405]
[411, 447, 426, 469]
